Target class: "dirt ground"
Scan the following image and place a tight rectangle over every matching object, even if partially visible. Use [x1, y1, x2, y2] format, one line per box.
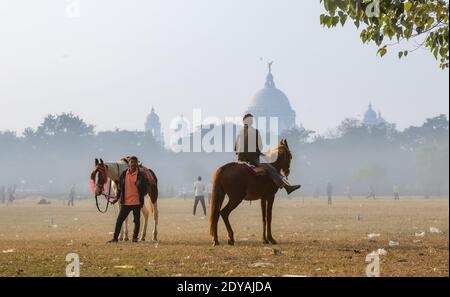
[0, 196, 448, 277]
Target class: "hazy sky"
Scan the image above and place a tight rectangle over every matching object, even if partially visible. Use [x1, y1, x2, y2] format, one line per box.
[1, 0, 448, 141]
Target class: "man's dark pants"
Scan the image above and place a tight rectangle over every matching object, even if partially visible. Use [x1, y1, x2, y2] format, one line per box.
[193, 195, 206, 216]
[113, 205, 141, 240]
[238, 155, 285, 189]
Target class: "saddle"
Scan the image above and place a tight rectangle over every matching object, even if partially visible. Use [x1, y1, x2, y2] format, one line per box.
[120, 157, 156, 185]
[140, 165, 156, 185]
[238, 161, 267, 176]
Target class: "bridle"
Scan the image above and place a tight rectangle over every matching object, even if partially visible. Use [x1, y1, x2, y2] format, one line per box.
[91, 163, 120, 214]
[277, 144, 292, 179]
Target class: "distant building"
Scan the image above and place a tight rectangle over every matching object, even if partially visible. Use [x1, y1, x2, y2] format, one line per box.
[145, 106, 164, 143]
[246, 62, 297, 134]
[362, 103, 388, 127]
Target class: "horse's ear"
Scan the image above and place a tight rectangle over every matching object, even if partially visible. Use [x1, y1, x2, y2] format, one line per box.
[284, 139, 289, 148]
[280, 138, 285, 144]
[95, 159, 99, 166]
[100, 159, 104, 165]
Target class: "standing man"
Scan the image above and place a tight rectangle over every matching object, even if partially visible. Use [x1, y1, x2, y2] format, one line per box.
[68, 184, 76, 206]
[366, 186, 376, 200]
[393, 185, 400, 200]
[326, 181, 333, 205]
[6, 184, 16, 206]
[109, 156, 149, 243]
[0, 186, 5, 204]
[193, 176, 206, 216]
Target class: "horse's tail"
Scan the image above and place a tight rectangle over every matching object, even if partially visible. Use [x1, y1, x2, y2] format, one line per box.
[209, 166, 226, 238]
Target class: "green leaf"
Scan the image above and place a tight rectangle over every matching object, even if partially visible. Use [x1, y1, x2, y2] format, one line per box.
[404, 2, 413, 12]
[378, 46, 387, 58]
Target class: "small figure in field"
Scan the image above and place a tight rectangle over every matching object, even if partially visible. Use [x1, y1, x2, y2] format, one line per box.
[193, 176, 207, 216]
[393, 185, 400, 200]
[0, 186, 5, 204]
[345, 185, 352, 200]
[366, 186, 376, 200]
[6, 184, 17, 206]
[68, 184, 76, 206]
[326, 181, 333, 206]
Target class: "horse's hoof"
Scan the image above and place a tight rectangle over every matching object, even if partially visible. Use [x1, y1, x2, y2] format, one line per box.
[141, 238, 146, 242]
[263, 240, 269, 244]
[269, 239, 278, 245]
[213, 241, 219, 247]
[227, 239, 235, 246]
[124, 238, 129, 242]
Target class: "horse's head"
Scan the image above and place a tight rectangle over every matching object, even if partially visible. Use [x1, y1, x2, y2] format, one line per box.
[90, 158, 108, 197]
[276, 139, 292, 178]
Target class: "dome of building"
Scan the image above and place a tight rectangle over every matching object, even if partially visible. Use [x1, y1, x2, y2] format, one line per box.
[362, 103, 389, 127]
[247, 62, 296, 133]
[363, 103, 379, 126]
[145, 106, 163, 143]
[146, 107, 160, 124]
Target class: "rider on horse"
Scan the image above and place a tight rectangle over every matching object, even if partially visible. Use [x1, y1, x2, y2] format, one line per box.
[234, 113, 301, 195]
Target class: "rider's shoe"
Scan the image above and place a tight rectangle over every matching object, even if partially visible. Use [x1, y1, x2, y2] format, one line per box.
[285, 184, 301, 195]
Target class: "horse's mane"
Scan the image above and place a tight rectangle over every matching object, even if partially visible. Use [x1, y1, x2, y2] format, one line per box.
[265, 144, 290, 163]
[119, 157, 129, 164]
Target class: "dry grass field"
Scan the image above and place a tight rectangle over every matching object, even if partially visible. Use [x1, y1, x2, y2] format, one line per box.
[0, 197, 448, 277]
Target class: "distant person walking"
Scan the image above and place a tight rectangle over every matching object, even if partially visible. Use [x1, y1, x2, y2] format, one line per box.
[193, 176, 206, 216]
[326, 182, 333, 205]
[393, 185, 400, 200]
[68, 184, 76, 206]
[6, 184, 17, 206]
[366, 186, 376, 200]
[0, 186, 5, 204]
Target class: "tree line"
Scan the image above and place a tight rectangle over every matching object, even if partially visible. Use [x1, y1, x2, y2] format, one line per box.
[0, 112, 448, 198]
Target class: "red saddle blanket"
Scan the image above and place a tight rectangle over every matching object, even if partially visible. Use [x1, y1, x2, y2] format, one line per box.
[140, 166, 156, 185]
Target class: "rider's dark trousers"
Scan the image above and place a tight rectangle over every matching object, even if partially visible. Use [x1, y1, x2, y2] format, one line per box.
[113, 205, 141, 240]
[193, 195, 206, 216]
[237, 156, 285, 189]
[254, 161, 285, 188]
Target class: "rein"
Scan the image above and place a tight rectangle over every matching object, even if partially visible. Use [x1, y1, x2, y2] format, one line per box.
[94, 163, 120, 214]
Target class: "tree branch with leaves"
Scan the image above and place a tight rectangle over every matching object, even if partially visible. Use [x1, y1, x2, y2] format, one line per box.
[320, 0, 449, 69]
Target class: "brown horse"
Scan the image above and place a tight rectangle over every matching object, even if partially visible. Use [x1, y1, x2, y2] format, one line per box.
[209, 139, 293, 246]
[91, 158, 159, 242]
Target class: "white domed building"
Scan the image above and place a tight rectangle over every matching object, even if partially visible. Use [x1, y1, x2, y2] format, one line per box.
[144, 106, 164, 143]
[362, 103, 387, 127]
[246, 62, 297, 134]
